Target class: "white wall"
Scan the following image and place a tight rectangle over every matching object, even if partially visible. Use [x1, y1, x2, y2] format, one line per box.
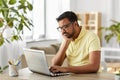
[112, 0, 120, 21]
[70, 0, 114, 27]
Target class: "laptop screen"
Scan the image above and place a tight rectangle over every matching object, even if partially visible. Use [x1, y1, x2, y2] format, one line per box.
[23, 48, 51, 75]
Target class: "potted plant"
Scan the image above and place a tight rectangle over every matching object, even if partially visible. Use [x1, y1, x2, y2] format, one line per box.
[0, 0, 33, 73]
[102, 20, 120, 79]
[103, 20, 120, 44]
[0, 0, 33, 46]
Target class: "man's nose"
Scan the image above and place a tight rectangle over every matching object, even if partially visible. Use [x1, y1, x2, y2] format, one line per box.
[61, 28, 66, 32]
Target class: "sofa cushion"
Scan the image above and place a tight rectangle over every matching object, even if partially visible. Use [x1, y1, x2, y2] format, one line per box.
[50, 43, 61, 52]
[30, 46, 56, 54]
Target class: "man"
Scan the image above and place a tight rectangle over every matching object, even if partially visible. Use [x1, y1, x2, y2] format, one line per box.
[50, 11, 101, 74]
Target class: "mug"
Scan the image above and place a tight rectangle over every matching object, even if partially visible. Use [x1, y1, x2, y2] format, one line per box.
[115, 74, 120, 80]
[9, 65, 19, 77]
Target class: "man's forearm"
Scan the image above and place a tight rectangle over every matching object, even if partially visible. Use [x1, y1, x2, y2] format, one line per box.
[52, 40, 71, 66]
[64, 63, 100, 74]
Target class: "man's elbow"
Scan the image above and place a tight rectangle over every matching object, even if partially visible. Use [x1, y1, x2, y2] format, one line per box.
[91, 64, 100, 73]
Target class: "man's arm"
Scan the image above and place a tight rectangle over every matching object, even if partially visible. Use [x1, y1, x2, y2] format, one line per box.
[51, 40, 71, 66]
[50, 51, 101, 73]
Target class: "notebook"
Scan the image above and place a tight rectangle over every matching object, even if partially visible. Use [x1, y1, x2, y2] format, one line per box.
[23, 48, 70, 77]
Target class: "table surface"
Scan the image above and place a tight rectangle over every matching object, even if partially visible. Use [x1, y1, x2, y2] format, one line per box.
[0, 68, 115, 80]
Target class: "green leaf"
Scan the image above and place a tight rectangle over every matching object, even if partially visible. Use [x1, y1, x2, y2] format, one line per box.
[1, 8, 9, 20]
[0, 70, 3, 73]
[117, 34, 120, 43]
[5, 39, 11, 43]
[18, 5, 24, 10]
[11, 35, 19, 41]
[109, 24, 116, 31]
[0, 21, 3, 27]
[0, 66, 2, 70]
[10, 7, 20, 16]
[0, 34, 4, 46]
[23, 21, 31, 30]
[23, 7, 27, 13]
[0, 0, 2, 6]
[18, 23, 23, 30]
[104, 34, 114, 43]
[27, 2, 33, 11]
[19, 36, 22, 40]
[9, 0, 16, 5]
[7, 18, 14, 28]
[27, 20, 33, 26]
[3, 65, 9, 70]
[19, 0, 26, 4]
[22, 15, 33, 26]
[1, 0, 8, 8]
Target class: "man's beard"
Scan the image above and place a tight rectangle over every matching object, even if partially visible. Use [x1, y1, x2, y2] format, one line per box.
[62, 29, 75, 38]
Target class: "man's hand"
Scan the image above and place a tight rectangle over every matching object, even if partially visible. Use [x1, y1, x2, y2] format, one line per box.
[62, 34, 72, 41]
[50, 66, 68, 73]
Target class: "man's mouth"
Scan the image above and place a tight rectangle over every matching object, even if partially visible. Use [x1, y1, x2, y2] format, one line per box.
[63, 32, 68, 36]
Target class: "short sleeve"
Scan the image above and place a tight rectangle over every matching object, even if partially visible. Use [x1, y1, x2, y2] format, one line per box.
[88, 33, 101, 53]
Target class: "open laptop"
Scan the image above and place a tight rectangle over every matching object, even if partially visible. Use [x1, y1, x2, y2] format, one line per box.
[23, 48, 70, 77]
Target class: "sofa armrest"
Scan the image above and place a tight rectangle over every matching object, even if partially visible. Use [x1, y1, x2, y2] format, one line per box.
[30, 46, 56, 54]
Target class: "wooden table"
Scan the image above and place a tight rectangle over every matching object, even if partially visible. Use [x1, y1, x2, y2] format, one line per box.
[0, 68, 115, 80]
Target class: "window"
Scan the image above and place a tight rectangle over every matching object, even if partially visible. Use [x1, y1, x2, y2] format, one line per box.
[24, 0, 45, 41]
[24, 0, 70, 41]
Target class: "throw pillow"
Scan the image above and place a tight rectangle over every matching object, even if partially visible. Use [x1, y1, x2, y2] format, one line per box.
[51, 43, 61, 52]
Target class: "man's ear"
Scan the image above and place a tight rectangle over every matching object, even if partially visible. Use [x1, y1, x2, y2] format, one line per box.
[74, 21, 78, 26]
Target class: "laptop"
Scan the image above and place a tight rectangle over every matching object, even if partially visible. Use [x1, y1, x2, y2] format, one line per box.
[23, 48, 70, 77]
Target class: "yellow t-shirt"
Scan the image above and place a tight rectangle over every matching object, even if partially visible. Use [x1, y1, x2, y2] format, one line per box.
[66, 27, 101, 66]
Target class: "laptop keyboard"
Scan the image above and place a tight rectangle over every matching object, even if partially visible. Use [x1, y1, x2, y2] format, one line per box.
[50, 72, 70, 76]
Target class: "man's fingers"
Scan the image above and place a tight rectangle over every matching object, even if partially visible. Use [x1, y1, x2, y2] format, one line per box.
[49, 66, 60, 73]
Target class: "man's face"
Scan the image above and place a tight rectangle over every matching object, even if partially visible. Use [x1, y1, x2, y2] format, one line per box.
[57, 18, 75, 38]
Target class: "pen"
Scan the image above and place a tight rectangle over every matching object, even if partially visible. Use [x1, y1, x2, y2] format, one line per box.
[15, 60, 19, 65]
[8, 57, 21, 66]
[16, 61, 21, 66]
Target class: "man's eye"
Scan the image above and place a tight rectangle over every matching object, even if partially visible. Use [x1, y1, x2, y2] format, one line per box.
[64, 25, 69, 28]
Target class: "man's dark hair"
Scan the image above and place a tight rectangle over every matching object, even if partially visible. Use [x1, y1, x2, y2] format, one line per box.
[56, 11, 78, 22]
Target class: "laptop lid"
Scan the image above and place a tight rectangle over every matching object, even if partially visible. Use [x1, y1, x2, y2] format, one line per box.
[23, 48, 51, 76]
